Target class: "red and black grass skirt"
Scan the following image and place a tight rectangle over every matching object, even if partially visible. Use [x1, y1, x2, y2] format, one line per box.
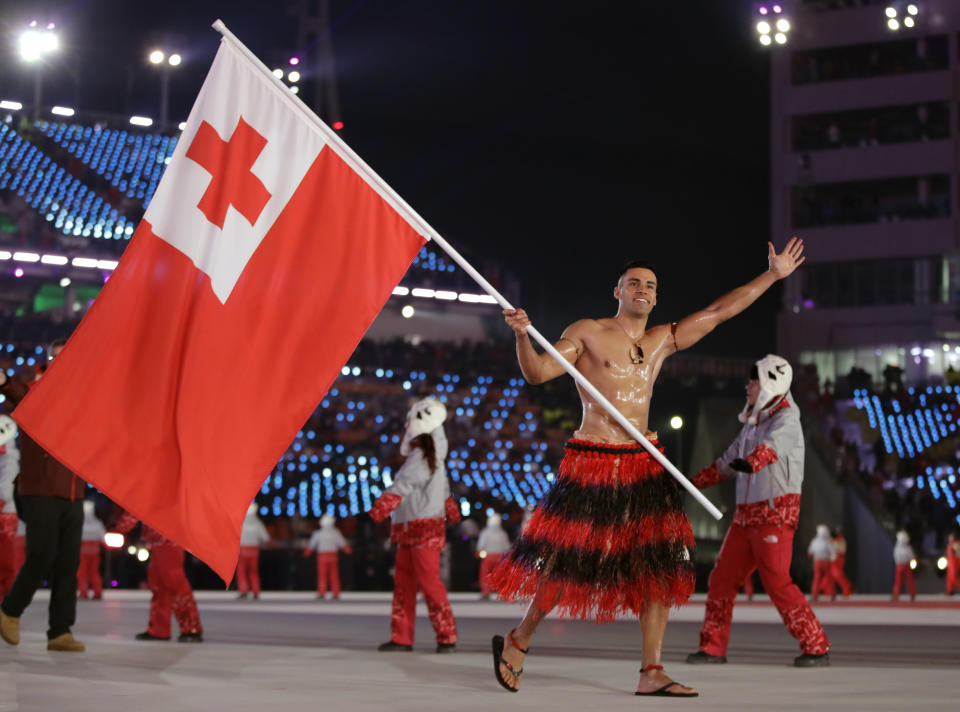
[487, 438, 695, 622]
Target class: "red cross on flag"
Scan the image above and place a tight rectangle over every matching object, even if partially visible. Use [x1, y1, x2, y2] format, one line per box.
[12, 35, 427, 582]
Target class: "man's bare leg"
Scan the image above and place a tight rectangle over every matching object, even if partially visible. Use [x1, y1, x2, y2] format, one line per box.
[497, 592, 554, 691]
[636, 601, 698, 695]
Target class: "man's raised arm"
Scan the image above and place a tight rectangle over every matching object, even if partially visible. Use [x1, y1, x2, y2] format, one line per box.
[502, 308, 582, 385]
[672, 238, 805, 352]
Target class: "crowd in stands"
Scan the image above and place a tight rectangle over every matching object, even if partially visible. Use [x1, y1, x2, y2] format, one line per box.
[795, 363, 960, 567]
[792, 102, 948, 152]
[792, 36, 948, 86]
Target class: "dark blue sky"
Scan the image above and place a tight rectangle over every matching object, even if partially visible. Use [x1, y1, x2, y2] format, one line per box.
[1, 1, 776, 353]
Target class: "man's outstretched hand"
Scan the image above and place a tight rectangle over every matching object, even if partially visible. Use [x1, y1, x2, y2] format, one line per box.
[768, 236, 805, 279]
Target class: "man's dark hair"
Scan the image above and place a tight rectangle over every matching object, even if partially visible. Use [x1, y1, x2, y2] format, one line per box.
[617, 260, 658, 287]
[49, 338, 67, 351]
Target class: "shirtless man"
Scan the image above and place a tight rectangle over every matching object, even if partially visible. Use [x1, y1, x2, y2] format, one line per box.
[488, 238, 805, 697]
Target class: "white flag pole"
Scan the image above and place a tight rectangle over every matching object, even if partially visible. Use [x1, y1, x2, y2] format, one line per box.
[211, 21, 722, 521]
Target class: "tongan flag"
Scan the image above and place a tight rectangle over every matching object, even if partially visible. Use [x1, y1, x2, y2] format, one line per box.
[13, 35, 427, 581]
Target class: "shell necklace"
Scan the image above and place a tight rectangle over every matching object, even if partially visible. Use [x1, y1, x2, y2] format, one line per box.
[613, 319, 644, 365]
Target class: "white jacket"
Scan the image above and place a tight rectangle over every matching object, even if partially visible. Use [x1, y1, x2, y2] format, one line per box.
[477, 524, 511, 554]
[0, 441, 19, 513]
[81, 508, 106, 542]
[240, 510, 271, 547]
[384, 426, 450, 525]
[308, 525, 348, 553]
[713, 392, 804, 506]
[893, 540, 915, 566]
[807, 535, 835, 561]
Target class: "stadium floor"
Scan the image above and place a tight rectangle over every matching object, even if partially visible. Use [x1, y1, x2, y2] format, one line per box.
[2, 591, 957, 711]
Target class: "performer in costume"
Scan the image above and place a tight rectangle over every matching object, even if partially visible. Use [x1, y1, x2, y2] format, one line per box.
[490, 238, 806, 696]
[808, 524, 835, 601]
[687, 355, 831, 667]
[77, 500, 106, 600]
[369, 397, 460, 653]
[305, 514, 352, 599]
[891, 530, 916, 602]
[476, 513, 512, 599]
[117, 512, 203, 642]
[946, 532, 959, 596]
[236, 502, 270, 599]
[0, 419, 20, 600]
[829, 527, 852, 597]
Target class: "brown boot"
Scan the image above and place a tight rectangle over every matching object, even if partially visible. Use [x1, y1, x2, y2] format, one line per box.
[47, 633, 86, 652]
[0, 609, 19, 645]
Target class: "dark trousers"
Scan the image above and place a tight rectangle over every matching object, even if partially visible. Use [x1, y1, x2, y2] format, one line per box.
[1, 496, 83, 639]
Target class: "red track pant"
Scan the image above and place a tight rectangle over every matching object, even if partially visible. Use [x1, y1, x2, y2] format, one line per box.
[479, 553, 504, 596]
[236, 546, 261, 595]
[892, 563, 915, 600]
[699, 523, 830, 656]
[0, 513, 18, 599]
[811, 559, 834, 600]
[316, 552, 341, 596]
[947, 556, 959, 595]
[77, 542, 102, 598]
[830, 556, 852, 596]
[390, 546, 457, 646]
[146, 543, 203, 638]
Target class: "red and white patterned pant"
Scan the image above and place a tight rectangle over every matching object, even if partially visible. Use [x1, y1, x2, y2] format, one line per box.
[893, 563, 915, 600]
[146, 543, 203, 638]
[700, 523, 829, 656]
[479, 553, 504, 596]
[811, 559, 834, 600]
[236, 546, 261, 595]
[390, 546, 456, 645]
[316, 552, 341, 596]
[77, 543, 102, 598]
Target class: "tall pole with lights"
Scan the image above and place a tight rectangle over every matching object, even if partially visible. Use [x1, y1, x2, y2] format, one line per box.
[148, 49, 182, 130]
[19, 21, 59, 120]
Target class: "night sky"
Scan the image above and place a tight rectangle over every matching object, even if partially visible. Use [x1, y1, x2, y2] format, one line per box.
[1, 1, 777, 355]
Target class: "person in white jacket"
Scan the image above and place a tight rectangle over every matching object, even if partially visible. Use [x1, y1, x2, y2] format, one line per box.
[369, 397, 461, 653]
[0, 418, 20, 600]
[477, 514, 512, 600]
[236, 502, 270, 600]
[687, 355, 830, 668]
[807, 524, 835, 602]
[305, 515, 352, 599]
[892, 530, 916, 602]
[77, 500, 106, 600]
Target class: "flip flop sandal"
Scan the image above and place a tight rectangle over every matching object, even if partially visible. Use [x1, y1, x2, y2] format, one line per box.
[634, 664, 699, 698]
[491, 629, 528, 693]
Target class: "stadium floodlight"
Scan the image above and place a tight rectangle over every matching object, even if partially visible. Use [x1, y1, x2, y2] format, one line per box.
[392, 286, 410, 296]
[71, 257, 99, 268]
[149, 49, 165, 64]
[13, 252, 40, 262]
[411, 288, 435, 298]
[288, 70, 301, 83]
[401, 305, 415, 318]
[0, 251, 10, 260]
[886, 2, 920, 31]
[129, 115, 154, 127]
[59, 277, 71, 287]
[178, 121, 187, 131]
[272, 68, 284, 78]
[289, 56, 300, 66]
[51, 105, 74, 116]
[290, 86, 300, 95]
[40, 254, 68, 265]
[0, 101, 22, 111]
[168, 53, 181, 66]
[754, 4, 790, 47]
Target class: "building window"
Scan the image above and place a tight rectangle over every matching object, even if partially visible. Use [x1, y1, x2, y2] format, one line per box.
[792, 35, 947, 86]
[792, 175, 949, 228]
[792, 102, 948, 151]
